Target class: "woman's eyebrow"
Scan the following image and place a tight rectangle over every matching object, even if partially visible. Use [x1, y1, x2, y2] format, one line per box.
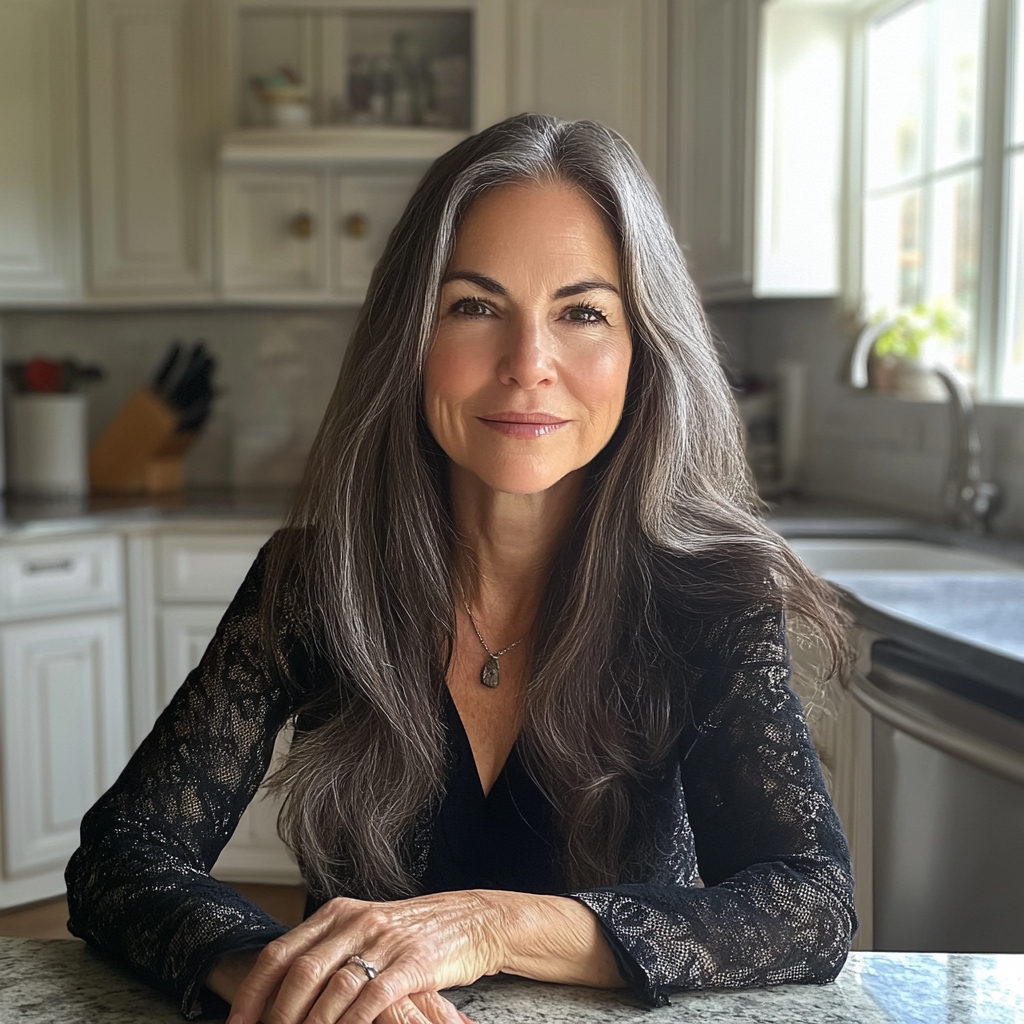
[552, 279, 620, 299]
[441, 271, 506, 295]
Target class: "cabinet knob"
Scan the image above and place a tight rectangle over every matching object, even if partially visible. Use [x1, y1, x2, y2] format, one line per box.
[343, 213, 368, 238]
[291, 213, 314, 238]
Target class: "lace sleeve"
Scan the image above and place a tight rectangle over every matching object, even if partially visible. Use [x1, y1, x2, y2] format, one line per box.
[571, 604, 857, 1006]
[65, 543, 303, 1020]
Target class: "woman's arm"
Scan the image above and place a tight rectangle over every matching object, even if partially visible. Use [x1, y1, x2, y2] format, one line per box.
[219, 604, 853, 1022]
[65, 545, 302, 1019]
[570, 604, 857, 1005]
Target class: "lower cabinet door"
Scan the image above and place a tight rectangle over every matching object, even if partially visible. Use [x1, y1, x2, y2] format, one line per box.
[0, 613, 129, 886]
[159, 604, 301, 884]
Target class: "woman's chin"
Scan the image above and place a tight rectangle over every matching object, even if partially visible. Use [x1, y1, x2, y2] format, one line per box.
[470, 464, 580, 497]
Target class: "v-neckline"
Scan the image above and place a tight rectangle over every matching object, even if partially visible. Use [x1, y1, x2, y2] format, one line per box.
[443, 689, 517, 800]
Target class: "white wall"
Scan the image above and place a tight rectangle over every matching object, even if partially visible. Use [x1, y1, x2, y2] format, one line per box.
[709, 297, 1024, 536]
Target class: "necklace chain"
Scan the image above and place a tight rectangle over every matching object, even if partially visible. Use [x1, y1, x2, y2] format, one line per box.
[463, 602, 525, 658]
[463, 601, 525, 688]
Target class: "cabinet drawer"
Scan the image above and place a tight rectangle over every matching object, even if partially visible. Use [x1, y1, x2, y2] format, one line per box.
[157, 533, 269, 602]
[0, 536, 123, 620]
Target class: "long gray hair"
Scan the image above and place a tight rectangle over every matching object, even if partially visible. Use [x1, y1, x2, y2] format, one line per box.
[264, 113, 846, 902]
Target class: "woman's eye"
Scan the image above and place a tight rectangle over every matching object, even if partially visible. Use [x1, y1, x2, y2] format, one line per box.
[564, 305, 607, 324]
[452, 298, 493, 317]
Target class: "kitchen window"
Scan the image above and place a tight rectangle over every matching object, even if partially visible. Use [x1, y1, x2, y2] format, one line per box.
[852, 0, 1024, 400]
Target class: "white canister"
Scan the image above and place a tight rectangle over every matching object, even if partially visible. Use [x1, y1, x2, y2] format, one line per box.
[8, 394, 89, 497]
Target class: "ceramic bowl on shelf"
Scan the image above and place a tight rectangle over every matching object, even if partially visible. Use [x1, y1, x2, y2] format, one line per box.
[260, 87, 313, 129]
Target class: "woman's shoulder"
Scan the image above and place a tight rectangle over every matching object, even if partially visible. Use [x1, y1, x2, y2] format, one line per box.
[649, 547, 786, 669]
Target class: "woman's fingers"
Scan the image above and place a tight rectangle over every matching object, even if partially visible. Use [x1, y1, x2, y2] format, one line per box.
[227, 892, 495, 1024]
[227, 900, 376, 1024]
[373, 996, 436, 1024]
[408, 991, 473, 1024]
[299, 963, 370, 1024]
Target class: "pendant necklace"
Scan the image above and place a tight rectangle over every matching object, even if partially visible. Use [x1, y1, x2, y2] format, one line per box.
[463, 601, 525, 689]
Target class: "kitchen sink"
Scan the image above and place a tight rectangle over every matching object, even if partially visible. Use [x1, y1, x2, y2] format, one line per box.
[786, 537, 1024, 576]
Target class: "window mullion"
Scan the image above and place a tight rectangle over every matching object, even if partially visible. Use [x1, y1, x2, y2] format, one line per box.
[976, 0, 1013, 398]
[918, 0, 941, 306]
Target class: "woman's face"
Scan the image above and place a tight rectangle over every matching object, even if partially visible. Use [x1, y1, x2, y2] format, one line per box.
[424, 180, 633, 495]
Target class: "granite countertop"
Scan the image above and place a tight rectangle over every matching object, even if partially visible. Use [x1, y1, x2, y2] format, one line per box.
[0, 940, 1021, 1023]
[0, 487, 294, 537]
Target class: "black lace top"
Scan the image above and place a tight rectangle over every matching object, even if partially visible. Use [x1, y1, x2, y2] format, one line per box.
[65, 542, 856, 1019]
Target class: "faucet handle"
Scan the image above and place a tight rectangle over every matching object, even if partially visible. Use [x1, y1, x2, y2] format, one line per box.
[972, 481, 1003, 530]
[956, 480, 1003, 534]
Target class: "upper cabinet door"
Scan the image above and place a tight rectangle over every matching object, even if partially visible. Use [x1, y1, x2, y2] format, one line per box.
[220, 169, 329, 300]
[686, 0, 758, 299]
[333, 173, 423, 302]
[84, 0, 214, 298]
[0, 0, 81, 303]
[679, 0, 844, 301]
[510, 0, 667, 190]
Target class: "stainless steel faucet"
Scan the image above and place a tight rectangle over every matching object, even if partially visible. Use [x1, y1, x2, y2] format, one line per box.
[849, 320, 1002, 534]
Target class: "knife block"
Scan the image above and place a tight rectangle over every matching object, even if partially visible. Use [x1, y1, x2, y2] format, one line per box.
[89, 389, 196, 494]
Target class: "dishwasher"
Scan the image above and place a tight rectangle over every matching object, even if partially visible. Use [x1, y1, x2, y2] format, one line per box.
[855, 640, 1024, 952]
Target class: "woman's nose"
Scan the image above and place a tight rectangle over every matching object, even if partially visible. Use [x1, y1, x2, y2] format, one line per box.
[497, 314, 556, 389]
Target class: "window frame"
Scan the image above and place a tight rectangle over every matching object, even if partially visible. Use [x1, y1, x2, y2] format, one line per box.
[843, 0, 1019, 402]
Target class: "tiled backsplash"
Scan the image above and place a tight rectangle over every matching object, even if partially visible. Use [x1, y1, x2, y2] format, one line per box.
[0, 308, 356, 488]
[6, 300, 1021, 536]
[710, 297, 1024, 537]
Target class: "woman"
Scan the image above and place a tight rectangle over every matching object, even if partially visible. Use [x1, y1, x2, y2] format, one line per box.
[66, 114, 855, 1024]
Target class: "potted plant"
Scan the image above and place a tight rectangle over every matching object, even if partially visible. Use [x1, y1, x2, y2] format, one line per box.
[867, 301, 966, 399]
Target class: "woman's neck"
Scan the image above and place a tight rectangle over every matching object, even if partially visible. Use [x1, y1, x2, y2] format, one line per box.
[450, 463, 582, 638]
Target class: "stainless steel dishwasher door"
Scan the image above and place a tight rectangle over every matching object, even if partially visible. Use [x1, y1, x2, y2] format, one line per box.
[865, 662, 1024, 952]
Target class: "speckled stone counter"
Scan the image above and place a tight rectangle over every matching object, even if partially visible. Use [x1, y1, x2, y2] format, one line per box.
[1, 940, 1021, 1023]
[0, 487, 293, 538]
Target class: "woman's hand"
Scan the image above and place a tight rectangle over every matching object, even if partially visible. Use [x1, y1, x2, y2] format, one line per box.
[222, 890, 503, 1024]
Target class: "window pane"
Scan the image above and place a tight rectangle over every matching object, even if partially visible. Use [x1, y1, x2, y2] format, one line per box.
[865, 1, 928, 189]
[933, 0, 984, 171]
[1000, 154, 1024, 399]
[864, 187, 924, 314]
[927, 170, 979, 376]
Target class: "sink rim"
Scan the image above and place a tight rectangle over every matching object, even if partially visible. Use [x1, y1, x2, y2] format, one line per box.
[784, 536, 1024, 575]
[769, 514, 1024, 692]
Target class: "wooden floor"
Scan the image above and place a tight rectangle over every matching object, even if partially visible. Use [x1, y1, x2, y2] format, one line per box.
[0, 883, 307, 940]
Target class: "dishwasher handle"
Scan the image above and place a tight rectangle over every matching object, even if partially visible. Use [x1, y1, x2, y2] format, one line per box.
[849, 665, 1024, 788]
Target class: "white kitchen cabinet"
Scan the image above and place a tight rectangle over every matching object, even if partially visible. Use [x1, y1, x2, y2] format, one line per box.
[0, 616, 129, 881]
[219, 170, 329, 300]
[147, 526, 300, 885]
[0, 533, 128, 910]
[0, 535, 123, 621]
[333, 173, 422, 300]
[84, 0, 215, 298]
[683, 0, 757, 297]
[679, 0, 845, 301]
[219, 0, 507, 135]
[157, 602, 300, 884]
[510, 0, 668, 190]
[0, 0, 82, 303]
[218, 161, 428, 304]
[158, 604, 223, 707]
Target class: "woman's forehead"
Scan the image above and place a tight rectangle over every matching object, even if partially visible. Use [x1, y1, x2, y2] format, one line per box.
[447, 180, 621, 283]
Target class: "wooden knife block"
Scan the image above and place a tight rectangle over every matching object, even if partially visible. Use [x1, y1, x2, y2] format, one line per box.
[89, 389, 196, 494]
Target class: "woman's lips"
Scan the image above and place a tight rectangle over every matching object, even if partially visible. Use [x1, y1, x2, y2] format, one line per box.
[477, 412, 569, 439]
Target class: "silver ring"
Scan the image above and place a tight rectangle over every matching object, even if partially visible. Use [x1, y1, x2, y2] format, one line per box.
[343, 954, 379, 981]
